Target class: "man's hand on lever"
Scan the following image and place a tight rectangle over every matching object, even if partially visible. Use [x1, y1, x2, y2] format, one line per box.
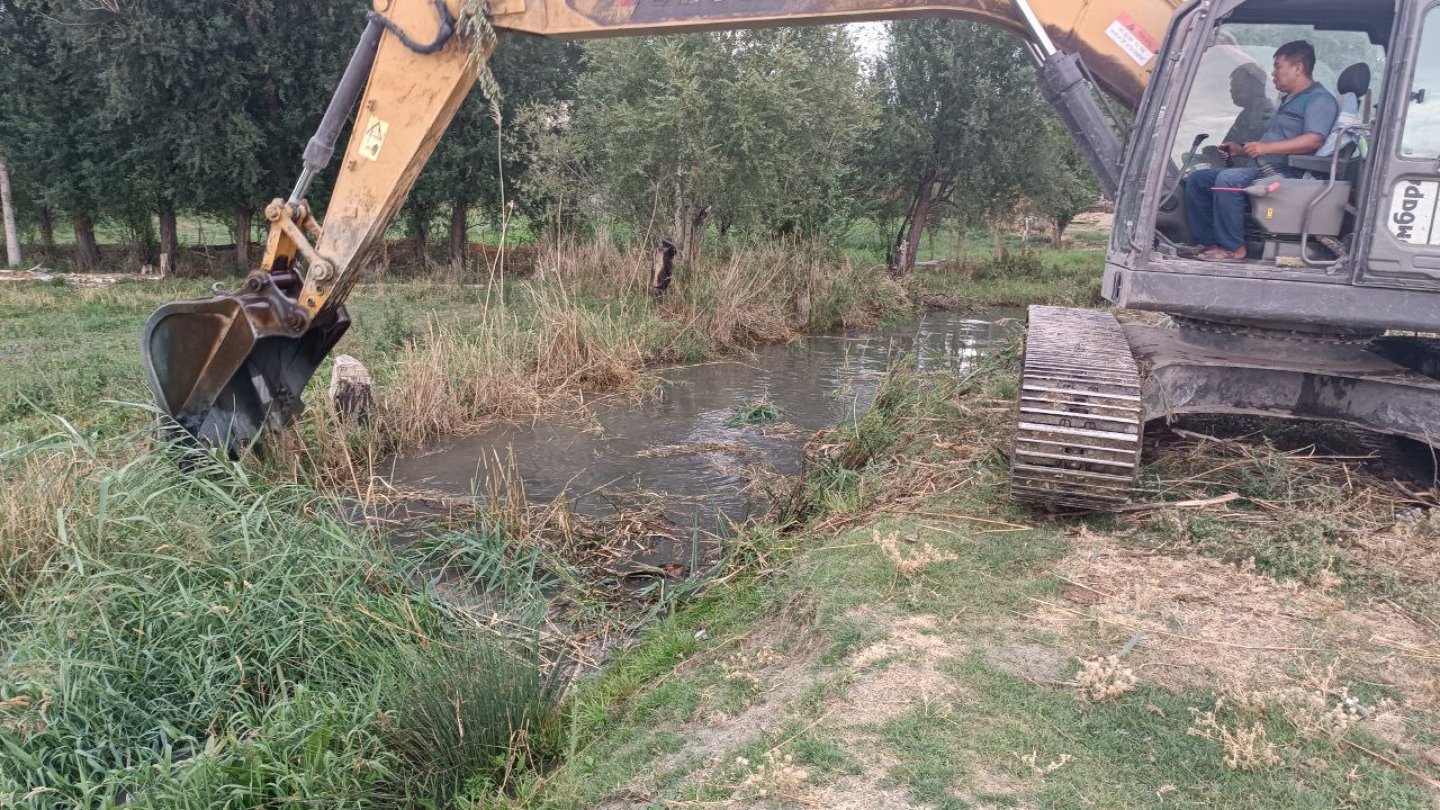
[1224, 133, 1325, 160]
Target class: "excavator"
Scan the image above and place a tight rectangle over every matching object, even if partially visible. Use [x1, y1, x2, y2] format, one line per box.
[142, 0, 1440, 512]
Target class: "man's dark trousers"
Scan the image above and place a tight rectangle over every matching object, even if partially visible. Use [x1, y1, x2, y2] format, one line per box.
[1185, 167, 1260, 251]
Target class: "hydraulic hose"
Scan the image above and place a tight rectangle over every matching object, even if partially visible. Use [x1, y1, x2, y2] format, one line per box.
[368, 0, 457, 55]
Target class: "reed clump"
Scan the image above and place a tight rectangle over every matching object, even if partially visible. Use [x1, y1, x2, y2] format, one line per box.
[338, 240, 902, 454]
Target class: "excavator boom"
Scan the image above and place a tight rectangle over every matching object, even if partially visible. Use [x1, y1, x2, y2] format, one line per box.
[497, 0, 1171, 108]
[142, 0, 1179, 454]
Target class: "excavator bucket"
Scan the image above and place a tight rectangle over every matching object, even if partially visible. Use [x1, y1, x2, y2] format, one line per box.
[141, 277, 349, 454]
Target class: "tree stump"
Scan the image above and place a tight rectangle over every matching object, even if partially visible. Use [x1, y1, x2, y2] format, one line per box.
[328, 355, 374, 424]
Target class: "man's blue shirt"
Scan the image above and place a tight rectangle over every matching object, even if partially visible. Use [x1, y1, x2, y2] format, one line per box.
[1260, 82, 1339, 173]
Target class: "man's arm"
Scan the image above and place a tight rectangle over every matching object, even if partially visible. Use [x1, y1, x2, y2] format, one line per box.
[1239, 133, 1325, 158]
[1240, 91, 1338, 159]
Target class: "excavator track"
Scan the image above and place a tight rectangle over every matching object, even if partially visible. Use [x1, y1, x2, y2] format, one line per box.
[1010, 306, 1144, 511]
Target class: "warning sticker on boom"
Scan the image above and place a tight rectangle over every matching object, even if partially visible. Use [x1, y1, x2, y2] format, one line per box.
[1388, 180, 1440, 245]
[1106, 12, 1159, 69]
[359, 115, 390, 162]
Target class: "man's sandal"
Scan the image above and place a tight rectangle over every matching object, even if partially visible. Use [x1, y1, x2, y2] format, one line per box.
[1198, 248, 1245, 262]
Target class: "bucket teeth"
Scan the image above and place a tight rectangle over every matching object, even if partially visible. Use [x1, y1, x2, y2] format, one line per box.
[1010, 306, 1143, 512]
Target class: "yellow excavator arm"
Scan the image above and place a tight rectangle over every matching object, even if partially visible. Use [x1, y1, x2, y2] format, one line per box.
[498, 0, 1170, 106]
[142, 0, 1179, 452]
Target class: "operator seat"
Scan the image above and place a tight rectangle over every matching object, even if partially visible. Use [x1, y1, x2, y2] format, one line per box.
[1304, 62, 1372, 180]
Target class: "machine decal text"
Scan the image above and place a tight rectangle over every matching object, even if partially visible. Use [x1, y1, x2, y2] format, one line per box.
[1388, 180, 1439, 245]
[1106, 12, 1157, 69]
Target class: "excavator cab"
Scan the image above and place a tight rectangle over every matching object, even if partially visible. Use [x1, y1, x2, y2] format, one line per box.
[1106, 0, 1434, 323]
[1137, 0, 1392, 271]
[1010, 0, 1440, 511]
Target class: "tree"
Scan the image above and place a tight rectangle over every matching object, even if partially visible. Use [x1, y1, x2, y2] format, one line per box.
[540, 28, 872, 257]
[407, 34, 583, 269]
[867, 21, 1054, 276]
[1030, 119, 1100, 246]
[76, 0, 366, 272]
[0, 151, 19, 267]
[0, 0, 111, 270]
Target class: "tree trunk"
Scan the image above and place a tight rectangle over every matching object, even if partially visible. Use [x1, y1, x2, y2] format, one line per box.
[73, 214, 101, 271]
[129, 212, 155, 266]
[685, 206, 710, 260]
[159, 208, 180, 276]
[1052, 216, 1070, 249]
[410, 215, 430, 267]
[233, 206, 253, 268]
[39, 205, 54, 258]
[991, 228, 1008, 262]
[0, 152, 19, 267]
[672, 168, 686, 257]
[651, 239, 677, 297]
[448, 200, 469, 269]
[890, 168, 939, 278]
[896, 196, 933, 278]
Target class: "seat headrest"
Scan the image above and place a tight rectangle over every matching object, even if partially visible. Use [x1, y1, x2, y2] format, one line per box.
[1338, 63, 1371, 97]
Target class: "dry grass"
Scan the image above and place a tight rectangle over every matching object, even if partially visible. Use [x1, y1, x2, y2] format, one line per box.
[1073, 655, 1138, 701]
[1187, 704, 1283, 770]
[875, 529, 958, 577]
[0, 444, 89, 605]
[280, 239, 901, 489]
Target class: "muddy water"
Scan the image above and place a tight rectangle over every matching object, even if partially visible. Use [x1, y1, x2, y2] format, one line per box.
[385, 309, 1019, 535]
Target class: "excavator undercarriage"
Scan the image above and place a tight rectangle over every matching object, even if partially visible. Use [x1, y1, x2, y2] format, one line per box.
[1010, 307, 1440, 511]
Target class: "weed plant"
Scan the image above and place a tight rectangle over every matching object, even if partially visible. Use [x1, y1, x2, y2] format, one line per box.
[724, 401, 783, 428]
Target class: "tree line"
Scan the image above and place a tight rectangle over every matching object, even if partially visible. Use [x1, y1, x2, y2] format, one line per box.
[0, 2, 1097, 277]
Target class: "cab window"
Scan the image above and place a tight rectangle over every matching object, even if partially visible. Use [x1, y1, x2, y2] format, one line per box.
[1401, 7, 1440, 158]
[1173, 23, 1385, 166]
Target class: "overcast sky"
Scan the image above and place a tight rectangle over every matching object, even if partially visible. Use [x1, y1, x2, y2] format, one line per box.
[850, 22, 888, 65]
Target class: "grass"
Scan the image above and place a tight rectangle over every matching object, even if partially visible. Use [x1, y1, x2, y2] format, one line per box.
[0, 430, 557, 807]
[8, 224, 1428, 801]
[11, 226, 1430, 806]
[0, 236, 933, 806]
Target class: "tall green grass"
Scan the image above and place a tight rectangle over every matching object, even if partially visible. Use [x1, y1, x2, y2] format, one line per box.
[0, 431, 557, 807]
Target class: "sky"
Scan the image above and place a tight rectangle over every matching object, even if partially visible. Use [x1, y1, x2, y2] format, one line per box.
[849, 21, 888, 65]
